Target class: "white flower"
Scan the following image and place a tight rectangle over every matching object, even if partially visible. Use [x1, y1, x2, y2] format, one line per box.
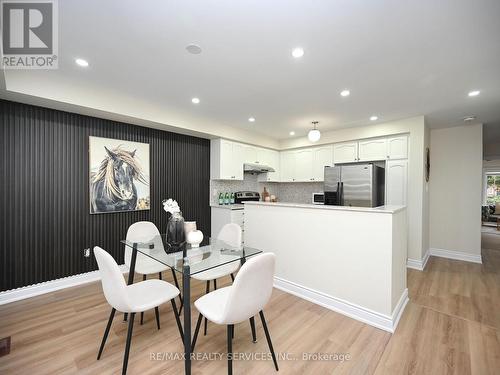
[162, 198, 180, 214]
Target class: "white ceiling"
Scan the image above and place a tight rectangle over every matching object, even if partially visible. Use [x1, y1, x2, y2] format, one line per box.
[2, 0, 500, 141]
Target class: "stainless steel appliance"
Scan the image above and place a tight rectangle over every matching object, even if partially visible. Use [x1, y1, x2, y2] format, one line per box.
[243, 163, 275, 173]
[312, 192, 324, 205]
[235, 191, 260, 203]
[324, 164, 385, 207]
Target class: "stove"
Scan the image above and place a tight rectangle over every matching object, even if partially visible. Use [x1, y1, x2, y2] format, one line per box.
[234, 191, 260, 204]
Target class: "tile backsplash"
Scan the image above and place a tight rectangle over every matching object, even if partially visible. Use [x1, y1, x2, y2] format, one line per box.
[210, 173, 322, 205]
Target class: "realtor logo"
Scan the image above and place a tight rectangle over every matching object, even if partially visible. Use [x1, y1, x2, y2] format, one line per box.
[1, 0, 58, 69]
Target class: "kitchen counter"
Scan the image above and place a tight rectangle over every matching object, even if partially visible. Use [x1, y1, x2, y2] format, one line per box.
[244, 201, 408, 332]
[210, 204, 244, 210]
[243, 201, 405, 214]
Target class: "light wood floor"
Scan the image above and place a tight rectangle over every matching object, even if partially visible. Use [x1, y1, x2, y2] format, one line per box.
[1, 237, 499, 375]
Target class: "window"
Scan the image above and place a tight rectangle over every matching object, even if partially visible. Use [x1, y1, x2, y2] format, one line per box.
[485, 173, 500, 204]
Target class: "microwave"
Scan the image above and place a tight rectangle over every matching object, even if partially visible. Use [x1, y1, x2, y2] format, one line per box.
[312, 192, 324, 205]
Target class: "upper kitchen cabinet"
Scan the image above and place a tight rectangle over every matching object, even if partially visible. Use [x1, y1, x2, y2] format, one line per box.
[333, 142, 358, 163]
[312, 145, 334, 181]
[358, 138, 387, 161]
[243, 144, 258, 164]
[210, 139, 244, 180]
[387, 135, 408, 159]
[257, 148, 280, 182]
[294, 149, 314, 182]
[280, 151, 296, 182]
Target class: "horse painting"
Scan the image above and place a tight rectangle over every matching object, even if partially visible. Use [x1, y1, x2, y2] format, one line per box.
[90, 144, 149, 213]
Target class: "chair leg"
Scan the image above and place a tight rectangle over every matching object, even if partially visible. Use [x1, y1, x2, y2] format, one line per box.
[191, 313, 203, 351]
[171, 268, 183, 313]
[230, 273, 235, 282]
[140, 275, 146, 325]
[213, 279, 217, 290]
[122, 312, 135, 375]
[249, 316, 257, 343]
[158, 272, 162, 280]
[97, 308, 116, 360]
[259, 311, 278, 371]
[227, 324, 234, 375]
[204, 280, 210, 336]
[171, 299, 184, 341]
[154, 307, 160, 330]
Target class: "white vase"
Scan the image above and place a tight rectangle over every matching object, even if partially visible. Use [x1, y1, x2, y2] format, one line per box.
[187, 230, 203, 248]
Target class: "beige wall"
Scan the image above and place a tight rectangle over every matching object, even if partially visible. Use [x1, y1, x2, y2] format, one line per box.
[429, 124, 483, 256]
[280, 116, 428, 263]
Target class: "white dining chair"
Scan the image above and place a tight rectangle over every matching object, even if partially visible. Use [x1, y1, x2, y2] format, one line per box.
[125, 221, 183, 323]
[191, 223, 243, 337]
[191, 253, 278, 375]
[94, 246, 184, 375]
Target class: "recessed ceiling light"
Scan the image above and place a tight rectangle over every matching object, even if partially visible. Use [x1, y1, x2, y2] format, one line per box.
[75, 58, 89, 67]
[291, 47, 304, 58]
[468, 90, 480, 97]
[340, 90, 350, 97]
[289, 131, 295, 136]
[463, 115, 476, 122]
[186, 44, 202, 54]
[248, 117, 256, 122]
[191, 97, 200, 104]
[370, 116, 378, 121]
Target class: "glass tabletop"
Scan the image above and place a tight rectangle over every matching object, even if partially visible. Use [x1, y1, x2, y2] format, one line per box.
[120, 235, 262, 276]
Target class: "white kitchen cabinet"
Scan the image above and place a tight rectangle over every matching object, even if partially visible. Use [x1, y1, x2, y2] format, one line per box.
[280, 151, 296, 182]
[358, 138, 388, 162]
[257, 149, 280, 182]
[294, 149, 314, 182]
[312, 145, 333, 181]
[387, 135, 408, 159]
[243, 145, 258, 164]
[333, 142, 359, 163]
[211, 207, 245, 243]
[385, 159, 408, 206]
[210, 139, 244, 180]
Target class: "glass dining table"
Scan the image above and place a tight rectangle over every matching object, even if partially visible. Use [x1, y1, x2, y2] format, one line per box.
[121, 235, 262, 375]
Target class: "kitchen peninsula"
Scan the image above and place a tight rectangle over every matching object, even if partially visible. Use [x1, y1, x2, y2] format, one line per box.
[243, 201, 408, 332]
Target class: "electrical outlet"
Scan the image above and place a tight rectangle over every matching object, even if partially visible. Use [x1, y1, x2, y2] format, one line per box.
[83, 248, 91, 258]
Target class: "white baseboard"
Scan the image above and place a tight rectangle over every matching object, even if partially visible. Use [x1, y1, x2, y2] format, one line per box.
[429, 248, 482, 264]
[0, 265, 128, 306]
[407, 248, 430, 271]
[273, 276, 408, 333]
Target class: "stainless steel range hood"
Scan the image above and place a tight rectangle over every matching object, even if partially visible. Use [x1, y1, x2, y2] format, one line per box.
[243, 163, 275, 173]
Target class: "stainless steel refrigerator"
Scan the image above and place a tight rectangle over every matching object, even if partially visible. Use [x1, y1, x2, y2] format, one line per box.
[324, 164, 385, 207]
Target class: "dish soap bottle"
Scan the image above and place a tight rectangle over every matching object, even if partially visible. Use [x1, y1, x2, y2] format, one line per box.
[224, 192, 230, 205]
[218, 192, 224, 205]
[230, 192, 235, 204]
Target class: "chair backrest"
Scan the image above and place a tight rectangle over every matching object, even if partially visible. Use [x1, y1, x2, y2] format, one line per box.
[125, 221, 163, 274]
[94, 246, 131, 312]
[222, 253, 275, 323]
[217, 223, 242, 248]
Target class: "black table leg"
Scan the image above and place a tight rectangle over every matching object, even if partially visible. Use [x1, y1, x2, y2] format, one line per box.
[183, 262, 191, 375]
[171, 268, 184, 313]
[124, 243, 138, 322]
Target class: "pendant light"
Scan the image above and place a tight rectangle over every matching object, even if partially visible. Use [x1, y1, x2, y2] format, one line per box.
[308, 121, 321, 142]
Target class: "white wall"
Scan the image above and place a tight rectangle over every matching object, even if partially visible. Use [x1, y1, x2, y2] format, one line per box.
[429, 124, 483, 257]
[280, 116, 428, 263]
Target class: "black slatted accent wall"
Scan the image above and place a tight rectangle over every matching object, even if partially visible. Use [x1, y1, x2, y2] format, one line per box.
[0, 100, 210, 292]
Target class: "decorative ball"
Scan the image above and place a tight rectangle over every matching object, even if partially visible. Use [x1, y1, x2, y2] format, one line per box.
[187, 230, 203, 248]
